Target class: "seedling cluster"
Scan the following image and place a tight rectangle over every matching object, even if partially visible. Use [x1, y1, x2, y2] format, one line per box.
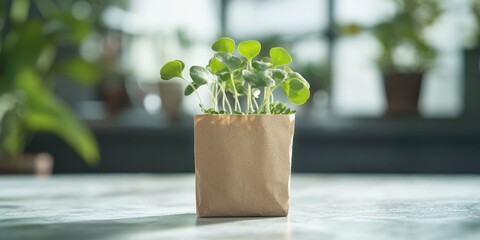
[160, 37, 310, 114]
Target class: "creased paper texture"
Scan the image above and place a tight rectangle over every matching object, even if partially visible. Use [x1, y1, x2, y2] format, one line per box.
[194, 114, 295, 217]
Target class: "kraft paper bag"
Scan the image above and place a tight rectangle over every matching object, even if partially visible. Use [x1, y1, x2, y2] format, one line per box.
[194, 114, 295, 217]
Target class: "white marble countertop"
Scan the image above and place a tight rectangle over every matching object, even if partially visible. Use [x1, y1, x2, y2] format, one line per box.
[1, 174, 480, 240]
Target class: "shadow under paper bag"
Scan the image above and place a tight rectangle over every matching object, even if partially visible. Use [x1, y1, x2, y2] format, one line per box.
[194, 114, 295, 217]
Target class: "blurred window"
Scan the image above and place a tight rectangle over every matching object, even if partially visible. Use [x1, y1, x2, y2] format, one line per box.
[334, 0, 466, 118]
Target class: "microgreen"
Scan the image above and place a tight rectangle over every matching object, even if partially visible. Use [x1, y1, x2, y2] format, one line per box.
[159, 37, 310, 114]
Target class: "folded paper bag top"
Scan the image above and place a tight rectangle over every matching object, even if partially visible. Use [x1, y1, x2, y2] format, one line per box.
[194, 114, 295, 217]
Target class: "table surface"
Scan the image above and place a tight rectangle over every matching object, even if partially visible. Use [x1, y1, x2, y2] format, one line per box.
[1, 174, 480, 240]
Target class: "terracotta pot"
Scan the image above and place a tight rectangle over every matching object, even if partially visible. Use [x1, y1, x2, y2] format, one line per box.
[383, 72, 423, 118]
[0, 153, 53, 176]
[99, 79, 129, 118]
[158, 82, 184, 123]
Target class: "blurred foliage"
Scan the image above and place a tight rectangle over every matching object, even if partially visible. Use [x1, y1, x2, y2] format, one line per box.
[471, 0, 480, 47]
[373, 0, 442, 73]
[341, 0, 442, 74]
[0, 0, 110, 164]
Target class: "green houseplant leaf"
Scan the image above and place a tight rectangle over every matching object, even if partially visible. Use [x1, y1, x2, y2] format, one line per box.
[215, 53, 243, 71]
[16, 68, 99, 164]
[242, 70, 275, 87]
[211, 37, 235, 54]
[190, 66, 214, 85]
[270, 47, 292, 68]
[208, 57, 227, 74]
[185, 83, 200, 96]
[289, 72, 310, 88]
[160, 60, 185, 80]
[272, 69, 287, 82]
[238, 40, 261, 61]
[282, 78, 310, 105]
[0, 1, 103, 166]
[252, 61, 270, 71]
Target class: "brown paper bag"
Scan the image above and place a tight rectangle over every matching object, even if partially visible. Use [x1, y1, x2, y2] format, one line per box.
[194, 114, 295, 217]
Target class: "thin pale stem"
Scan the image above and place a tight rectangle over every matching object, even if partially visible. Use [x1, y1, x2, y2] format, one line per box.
[214, 83, 219, 111]
[259, 86, 271, 114]
[219, 83, 232, 114]
[180, 77, 205, 111]
[229, 74, 241, 112]
[246, 84, 252, 115]
[253, 97, 259, 113]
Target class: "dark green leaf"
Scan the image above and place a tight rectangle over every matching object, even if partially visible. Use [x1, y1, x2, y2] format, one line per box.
[184, 83, 199, 96]
[1, 109, 25, 158]
[242, 70, 257, 84]
[252, 61, 270, 71]
[218, 72, 231, 82]
[272, 69, 287, 82]
[241, 70, 275, 87]
[272, 103, 287, 114]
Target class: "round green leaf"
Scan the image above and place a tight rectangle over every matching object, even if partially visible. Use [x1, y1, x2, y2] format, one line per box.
[211, 37, 235, 54]
[160, 60, 185, 80]
[208, 57, 226, 74]
[238, 40, 261, 60]
[190, 66, 214, 85]
[282, 79, 310, 105]
[270, 47, 292, 68]
[289, 72, 310, 88]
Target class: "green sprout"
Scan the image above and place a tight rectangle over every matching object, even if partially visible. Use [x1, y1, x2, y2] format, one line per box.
[159, 37, 310, 114]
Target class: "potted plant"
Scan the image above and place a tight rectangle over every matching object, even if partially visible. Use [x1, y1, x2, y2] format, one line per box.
[371, 0, 441, 117]
[160, 37, 310, 217]
[0, 1, 100, 174]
